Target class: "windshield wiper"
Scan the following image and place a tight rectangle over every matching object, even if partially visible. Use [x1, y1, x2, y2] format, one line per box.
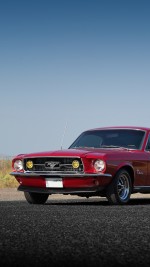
[71, 145, 132, 150]
[71, 146, 96, 149]
[100, 145, 129, 150]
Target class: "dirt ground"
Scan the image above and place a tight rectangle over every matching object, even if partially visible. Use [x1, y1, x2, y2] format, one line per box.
[0, 188, 80, 201]
[0, 188, 150, 201]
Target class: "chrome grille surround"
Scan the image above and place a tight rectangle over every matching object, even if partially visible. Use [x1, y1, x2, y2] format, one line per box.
[23, 157, 84, 174]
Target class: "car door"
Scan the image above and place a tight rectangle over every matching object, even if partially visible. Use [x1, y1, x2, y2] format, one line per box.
[145, 133, 150, 186]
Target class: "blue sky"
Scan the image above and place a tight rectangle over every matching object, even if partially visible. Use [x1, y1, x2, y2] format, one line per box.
[0, 0, 150, 156]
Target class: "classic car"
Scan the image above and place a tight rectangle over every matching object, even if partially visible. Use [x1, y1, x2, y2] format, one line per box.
[10, 126, 150, 205]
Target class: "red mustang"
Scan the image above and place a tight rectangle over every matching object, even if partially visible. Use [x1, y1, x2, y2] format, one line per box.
[10, 126, 150, 205]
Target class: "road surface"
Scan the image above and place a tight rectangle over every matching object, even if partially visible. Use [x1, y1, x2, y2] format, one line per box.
[0, 189, 150, 267]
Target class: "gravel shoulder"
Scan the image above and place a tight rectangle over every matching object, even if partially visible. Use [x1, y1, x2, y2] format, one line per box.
[0, 188, 150, 201]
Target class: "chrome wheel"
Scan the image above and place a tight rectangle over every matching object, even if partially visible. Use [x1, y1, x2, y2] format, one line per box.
[117, 173, 130, 201]
[106, 169, 132, 205]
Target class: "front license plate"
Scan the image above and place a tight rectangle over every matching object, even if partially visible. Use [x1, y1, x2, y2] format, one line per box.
[46, 178, 63, 188]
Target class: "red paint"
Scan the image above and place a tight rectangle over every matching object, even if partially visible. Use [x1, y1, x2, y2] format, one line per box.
[11, 126, 150, 196]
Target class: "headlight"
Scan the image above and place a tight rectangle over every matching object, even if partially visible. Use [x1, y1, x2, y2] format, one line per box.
[94, 160, 106, 172]
[14, 160, 23, 171]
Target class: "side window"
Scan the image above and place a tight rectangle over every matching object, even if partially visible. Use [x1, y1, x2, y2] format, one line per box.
[146, 135, 150, 151]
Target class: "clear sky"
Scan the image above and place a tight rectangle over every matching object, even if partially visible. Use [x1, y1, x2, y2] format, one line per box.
[0, 0, 150, 156]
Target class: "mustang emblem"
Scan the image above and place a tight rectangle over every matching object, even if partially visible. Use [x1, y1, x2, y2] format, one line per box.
[136, 169, 144, 175]
[45, 161, 60, 169]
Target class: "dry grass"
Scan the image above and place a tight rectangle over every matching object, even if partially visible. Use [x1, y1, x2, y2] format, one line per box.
[0, 159, 18, 188]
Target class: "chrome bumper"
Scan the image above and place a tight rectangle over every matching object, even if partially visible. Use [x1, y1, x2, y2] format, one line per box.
[10, 172, 112, 178]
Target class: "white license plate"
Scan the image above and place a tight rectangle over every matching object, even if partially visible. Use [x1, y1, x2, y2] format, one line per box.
[46, 178, 63, 188]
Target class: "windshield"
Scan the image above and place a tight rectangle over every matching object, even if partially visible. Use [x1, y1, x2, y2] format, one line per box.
[69, 129, 145, 150]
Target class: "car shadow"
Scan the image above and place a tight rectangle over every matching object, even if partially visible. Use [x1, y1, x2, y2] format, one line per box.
[45, 197, 150, 206]
[0, 198, 150, 206]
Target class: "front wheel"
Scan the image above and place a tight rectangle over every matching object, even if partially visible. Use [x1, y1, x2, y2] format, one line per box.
[24, 192, 49, 204]
[106, 169, 132, 205]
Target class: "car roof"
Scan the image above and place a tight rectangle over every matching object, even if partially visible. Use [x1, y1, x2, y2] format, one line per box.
[86, 126, 150, 132]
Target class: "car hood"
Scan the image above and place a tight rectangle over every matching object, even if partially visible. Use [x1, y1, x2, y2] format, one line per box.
[17, 147, 135, 160]
[21, 148, 102, 158]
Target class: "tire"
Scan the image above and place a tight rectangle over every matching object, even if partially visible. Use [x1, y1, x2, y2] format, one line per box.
[24, 192, 49, 204]
[106, 169, 132, 205]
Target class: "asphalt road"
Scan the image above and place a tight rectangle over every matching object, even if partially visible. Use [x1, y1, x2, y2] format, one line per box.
[0, 197, 150, 267]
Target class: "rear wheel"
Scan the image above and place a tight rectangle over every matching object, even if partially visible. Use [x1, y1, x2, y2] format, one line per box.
[106, 169, 132, 205]
[24, 192, 49, 204]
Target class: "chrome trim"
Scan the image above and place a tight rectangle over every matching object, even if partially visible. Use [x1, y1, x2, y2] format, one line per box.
[23, 156, 83, 158]
[133, 186, 150, 193]
[10, 171, 112, 178]
[144, 133, 150, 152]
[134, 186, 150, 189]
[23, 156, 85, 173]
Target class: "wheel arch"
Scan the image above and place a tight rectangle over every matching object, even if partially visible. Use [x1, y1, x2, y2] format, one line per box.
[106, 165, 134, 205]
[115, 165, 134, 188]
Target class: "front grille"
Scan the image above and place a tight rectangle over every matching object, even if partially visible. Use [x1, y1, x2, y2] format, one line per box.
[23, 157, 84, 173]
